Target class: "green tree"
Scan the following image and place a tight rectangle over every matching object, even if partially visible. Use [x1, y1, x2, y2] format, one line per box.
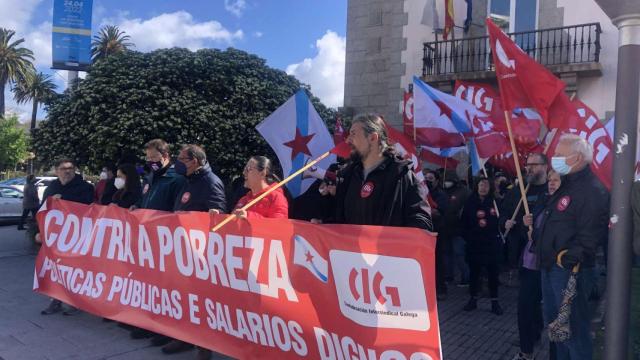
[0, 114, 29, 170]
[13, 71, 57, 130]
[33, 48, 335, 180]
[0, 28, 34, 116]
[91, 25, 134, 61]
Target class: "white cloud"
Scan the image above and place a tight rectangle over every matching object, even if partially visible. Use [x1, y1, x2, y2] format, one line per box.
[253, 31, 263, 38]
[103, 11, 243, 52]
[224, 0, 247, 17]
[0, 0, 43, 33]
[286, 30, 345, 109]
[23, 21, 52, 68]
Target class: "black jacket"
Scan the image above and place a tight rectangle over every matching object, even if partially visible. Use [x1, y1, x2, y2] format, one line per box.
[42, 174, 94, 205]
[173, 164, 226, 212]
[440, 184, 470, 240]
[534, 167, 609, 269]
[429, 187, 449, 232]
[499, 182, 548, 267]
[461, 193, 501, 264]
[334, 154, 433, 231]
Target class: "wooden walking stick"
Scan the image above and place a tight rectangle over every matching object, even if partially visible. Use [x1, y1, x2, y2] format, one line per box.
[211, 151, 332, 232]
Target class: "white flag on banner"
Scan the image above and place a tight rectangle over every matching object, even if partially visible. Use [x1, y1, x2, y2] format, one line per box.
[293, 235, 328, 283]
[256, 90, 336, 197]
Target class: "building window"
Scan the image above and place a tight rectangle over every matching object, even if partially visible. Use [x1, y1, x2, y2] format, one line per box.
[489, 0, 538, 50]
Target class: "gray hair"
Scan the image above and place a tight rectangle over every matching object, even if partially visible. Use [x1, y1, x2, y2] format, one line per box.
[559, 134, 593, 163]
[351, 113, 390, 151]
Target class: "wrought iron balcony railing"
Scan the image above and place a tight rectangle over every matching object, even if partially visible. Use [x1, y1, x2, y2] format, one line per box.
[422, 23, 601, 77]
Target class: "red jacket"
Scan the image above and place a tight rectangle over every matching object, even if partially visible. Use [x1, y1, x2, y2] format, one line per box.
[234, 186, 289, 219]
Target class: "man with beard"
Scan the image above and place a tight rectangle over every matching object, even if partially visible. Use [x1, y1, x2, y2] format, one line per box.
[333, 114, 432, 230]
[500, 153, 549, 360]
[424, 169, 449, 300]
[39, 158, 94, 315]
[500, 154, 550, 274]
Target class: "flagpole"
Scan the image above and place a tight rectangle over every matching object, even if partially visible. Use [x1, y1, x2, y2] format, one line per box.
[442, 157, 448, 188]
[211, 151, 332, 232]
[503, 110, 531, 217]
[503, 183, 530, 238]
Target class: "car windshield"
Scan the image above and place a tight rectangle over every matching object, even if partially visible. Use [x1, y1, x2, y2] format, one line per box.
[0, 177, 26, 186]
[0, 187, 23, 198]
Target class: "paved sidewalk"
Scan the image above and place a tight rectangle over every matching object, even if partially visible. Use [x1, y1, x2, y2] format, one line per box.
[0, 225, 554, 360]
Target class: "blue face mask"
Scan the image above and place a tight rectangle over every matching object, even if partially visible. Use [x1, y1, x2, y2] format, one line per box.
[551, 156, 572, 175]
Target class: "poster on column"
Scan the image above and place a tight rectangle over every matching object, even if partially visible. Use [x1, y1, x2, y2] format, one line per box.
[34, 199, 441, 360]
[52, 0, 93, 71]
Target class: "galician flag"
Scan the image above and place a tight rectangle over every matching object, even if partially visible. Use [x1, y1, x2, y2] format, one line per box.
[293, 235, 328, 283]
[256, 90, 336, 197]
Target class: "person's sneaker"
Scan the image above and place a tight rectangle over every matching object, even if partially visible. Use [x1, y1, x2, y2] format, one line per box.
[130, 328, 154, 339]
[17, 226, 25, 230]
[41, 299, 63, 315]
[63, 306, 80, 316]
[463, 298, 477, 311]
[196, 347, 212, 360]
[491, 300, 504, 315]
[150, 334, 171, 347]
[161, 340, 194, 354]
[457, 281, 469, 288]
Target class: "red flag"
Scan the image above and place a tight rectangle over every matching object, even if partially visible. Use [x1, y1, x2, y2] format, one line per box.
[454, 80, 542, 150]
[486, 19, 565, 125]
[333, 114, 346, 145]
[330, 141, 352, 159]
[444, 0, 455, 40]
[545, 96, 612, 189]
[402, 90, 414, 139]
[419, 148, 459, 169]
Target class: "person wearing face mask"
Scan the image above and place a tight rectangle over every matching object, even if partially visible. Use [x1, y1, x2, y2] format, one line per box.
[39, 158, 94, 316]
[95, 164, 116, 204]
[424, 169, 450, 300]
[129, 139, 185, 341]
[110, 163, 142, 208]
[525, 134, 608, 360]
[160, 144, 226, 359]
[441, 170, 471, 287]
[461, 177, 503, 315]
[133, 139, 186, 212]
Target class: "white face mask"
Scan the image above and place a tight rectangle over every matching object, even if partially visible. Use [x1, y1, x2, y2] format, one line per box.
[99, 171, 108, 180]
[114, 177, 126, 190]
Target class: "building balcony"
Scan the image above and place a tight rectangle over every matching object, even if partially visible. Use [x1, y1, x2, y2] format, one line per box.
[421, 23, 602, 89]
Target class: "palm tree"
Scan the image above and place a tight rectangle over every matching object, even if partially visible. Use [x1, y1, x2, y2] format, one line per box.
[91, 25, 134, 61]
[13, 70, 56, 130]
[0, 28, 34, 117]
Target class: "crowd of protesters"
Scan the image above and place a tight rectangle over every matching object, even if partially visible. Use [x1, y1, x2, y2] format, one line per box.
[22, 113, 610, 360]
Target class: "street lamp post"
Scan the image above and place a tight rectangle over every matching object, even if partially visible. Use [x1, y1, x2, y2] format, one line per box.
[593, 1, 640, 359]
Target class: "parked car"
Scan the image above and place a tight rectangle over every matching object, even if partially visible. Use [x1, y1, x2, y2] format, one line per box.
[0, 176, 56, 200]
[0, 185, 23, 223]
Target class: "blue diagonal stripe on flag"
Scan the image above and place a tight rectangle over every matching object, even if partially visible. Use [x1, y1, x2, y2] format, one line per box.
[288, 90, 309, 196]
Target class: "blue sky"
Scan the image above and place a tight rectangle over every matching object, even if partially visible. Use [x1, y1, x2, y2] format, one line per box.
[1, 0, 347, 121]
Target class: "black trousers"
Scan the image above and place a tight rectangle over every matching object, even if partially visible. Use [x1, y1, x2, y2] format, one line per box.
[517, 267, 543, 354]
[19, 208, 37, 227]
[468, 260, 499, 299]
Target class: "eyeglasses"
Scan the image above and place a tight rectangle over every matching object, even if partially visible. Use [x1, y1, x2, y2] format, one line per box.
[177, 156, 193, 162]
[58, 166, 75, 171]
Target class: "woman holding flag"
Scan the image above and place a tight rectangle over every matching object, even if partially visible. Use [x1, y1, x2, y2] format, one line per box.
[233, 156, 289, 219]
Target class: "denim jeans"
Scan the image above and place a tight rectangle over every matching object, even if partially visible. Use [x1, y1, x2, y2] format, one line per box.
[541, 265, 594, 360]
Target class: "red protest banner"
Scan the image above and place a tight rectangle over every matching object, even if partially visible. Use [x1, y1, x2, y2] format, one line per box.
[34, 199, 441, 360]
